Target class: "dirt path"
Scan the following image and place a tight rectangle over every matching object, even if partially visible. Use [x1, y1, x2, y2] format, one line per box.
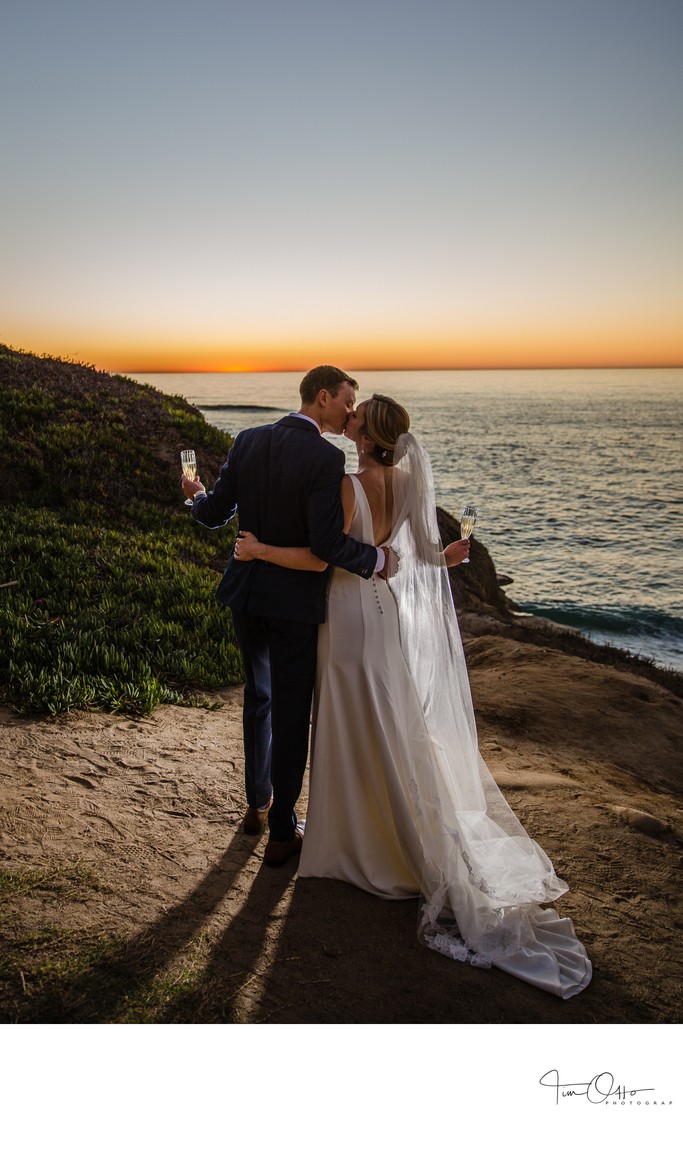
[1, 636, 682, 1023]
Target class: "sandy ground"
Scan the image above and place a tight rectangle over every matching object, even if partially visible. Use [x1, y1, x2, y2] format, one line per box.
[1, 634, 682, 1024]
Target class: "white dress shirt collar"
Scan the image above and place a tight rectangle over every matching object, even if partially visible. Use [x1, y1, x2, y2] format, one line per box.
[290, 412, 321, 433]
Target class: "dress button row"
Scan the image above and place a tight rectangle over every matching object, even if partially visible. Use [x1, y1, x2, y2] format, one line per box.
[371, 576, 384, 613]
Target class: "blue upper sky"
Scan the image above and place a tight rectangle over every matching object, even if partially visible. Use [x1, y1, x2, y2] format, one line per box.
[2, 0, 682, 369]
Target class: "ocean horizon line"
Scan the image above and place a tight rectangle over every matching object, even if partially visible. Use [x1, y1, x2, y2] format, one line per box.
[121, 363, 683, 375]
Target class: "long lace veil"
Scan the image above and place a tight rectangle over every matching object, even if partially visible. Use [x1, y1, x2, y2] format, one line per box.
[387, 433, 571, 965]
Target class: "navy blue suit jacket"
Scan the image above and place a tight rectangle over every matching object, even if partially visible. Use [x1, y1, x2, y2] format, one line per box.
[192, 415, 377, 623]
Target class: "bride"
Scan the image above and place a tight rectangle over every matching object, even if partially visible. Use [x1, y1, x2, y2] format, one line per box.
[234, 394, 592, 999]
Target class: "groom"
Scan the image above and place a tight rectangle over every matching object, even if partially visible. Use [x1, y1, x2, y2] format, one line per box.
[181, 366, 384, 865]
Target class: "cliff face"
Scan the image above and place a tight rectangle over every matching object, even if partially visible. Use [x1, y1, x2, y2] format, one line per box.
[437, 506, 683, 700]
[437, 505, 515, 621]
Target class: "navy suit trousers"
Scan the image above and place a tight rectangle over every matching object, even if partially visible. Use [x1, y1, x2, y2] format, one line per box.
[231, 609, 318, 841]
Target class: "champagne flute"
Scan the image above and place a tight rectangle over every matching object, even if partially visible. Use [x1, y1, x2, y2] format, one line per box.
[460, 504, 477, 563]
[181, 449, 197, 506]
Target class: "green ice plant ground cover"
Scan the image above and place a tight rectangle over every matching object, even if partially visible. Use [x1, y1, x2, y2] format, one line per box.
[0, 346, 243, 716]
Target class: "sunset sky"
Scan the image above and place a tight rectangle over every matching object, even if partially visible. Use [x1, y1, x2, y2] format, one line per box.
[2, 0, 682, 371]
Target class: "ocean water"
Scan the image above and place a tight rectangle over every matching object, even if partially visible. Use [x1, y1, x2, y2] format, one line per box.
[129, 368, 683, 672]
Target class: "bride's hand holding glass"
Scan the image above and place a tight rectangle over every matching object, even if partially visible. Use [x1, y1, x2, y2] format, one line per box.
[459, 504, 477, 564]
[443, 538, 471, 567]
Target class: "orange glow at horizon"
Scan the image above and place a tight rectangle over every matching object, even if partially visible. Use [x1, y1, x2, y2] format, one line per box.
[33, 337, 683, 375]
[6, 317, 683, 375]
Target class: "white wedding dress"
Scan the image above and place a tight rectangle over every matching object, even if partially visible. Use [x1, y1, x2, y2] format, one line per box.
[299, 438, 592, 999]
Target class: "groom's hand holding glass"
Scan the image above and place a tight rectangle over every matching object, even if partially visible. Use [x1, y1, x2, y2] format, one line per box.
[181, 472, 206, 502]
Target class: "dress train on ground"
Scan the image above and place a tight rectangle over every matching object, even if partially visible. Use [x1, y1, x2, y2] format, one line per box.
[299, 462, 591, 999]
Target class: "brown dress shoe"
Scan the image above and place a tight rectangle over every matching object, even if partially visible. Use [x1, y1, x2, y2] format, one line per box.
[263, 829, 303, 868]
[243, 799, 272, 835]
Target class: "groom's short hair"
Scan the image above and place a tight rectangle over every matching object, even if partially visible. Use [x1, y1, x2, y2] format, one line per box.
[299, 365, 358, 404]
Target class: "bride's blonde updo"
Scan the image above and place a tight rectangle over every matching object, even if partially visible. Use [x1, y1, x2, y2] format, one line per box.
[362, 394, 411, 466]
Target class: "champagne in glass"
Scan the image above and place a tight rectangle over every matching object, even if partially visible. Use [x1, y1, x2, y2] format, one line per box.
[460, 504, 477, 563]
[181, 449, 197, 506]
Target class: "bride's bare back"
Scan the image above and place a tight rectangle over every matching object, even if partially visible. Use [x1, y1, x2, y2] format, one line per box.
[342, 468, 394, 546]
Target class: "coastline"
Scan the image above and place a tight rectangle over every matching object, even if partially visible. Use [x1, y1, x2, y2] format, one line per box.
[184, 391, 683, 677]
[2, 346, 682, 1023]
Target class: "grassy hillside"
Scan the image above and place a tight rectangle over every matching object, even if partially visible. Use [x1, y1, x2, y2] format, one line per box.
[0, 345, 242, 715]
